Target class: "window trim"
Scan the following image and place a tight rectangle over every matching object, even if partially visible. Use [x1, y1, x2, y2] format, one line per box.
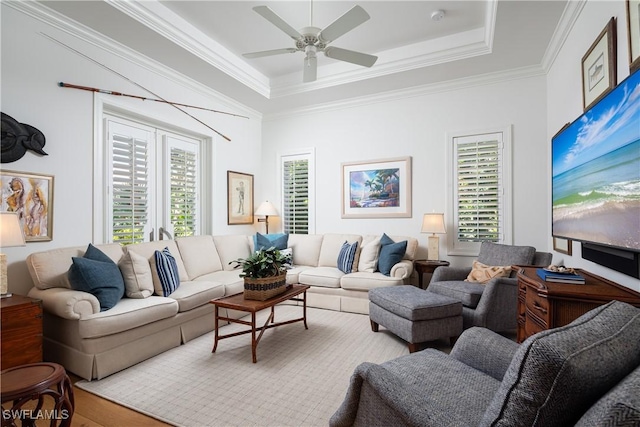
[446, 126, 513, 256]
[279, 148, 315, 235]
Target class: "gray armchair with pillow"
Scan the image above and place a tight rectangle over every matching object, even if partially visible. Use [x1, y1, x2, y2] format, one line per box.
[428, 242, 552, 332]
[330, 300, 640, 427]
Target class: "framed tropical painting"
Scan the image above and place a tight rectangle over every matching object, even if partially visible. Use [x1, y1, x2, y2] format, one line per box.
[341, 157, 412, 218]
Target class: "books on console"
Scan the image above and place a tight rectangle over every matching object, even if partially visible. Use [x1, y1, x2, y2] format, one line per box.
[536, 268, 586, 284]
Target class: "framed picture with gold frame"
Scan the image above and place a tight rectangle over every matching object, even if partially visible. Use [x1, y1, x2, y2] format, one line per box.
[581, 17, 617, 111]
[0, 170, 54, 242]
[227, 170, 254, 225]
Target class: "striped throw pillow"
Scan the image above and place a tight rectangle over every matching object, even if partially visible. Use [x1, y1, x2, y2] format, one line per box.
[154, 247, 180, 297]
[337, 241, 359, 274]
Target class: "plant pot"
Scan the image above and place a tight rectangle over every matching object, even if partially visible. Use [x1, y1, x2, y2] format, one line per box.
[243, 272, 287, 301]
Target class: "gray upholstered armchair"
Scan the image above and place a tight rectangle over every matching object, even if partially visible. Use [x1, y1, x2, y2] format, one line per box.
[429, 242, 552, 332]
[330, 301, 640, 427]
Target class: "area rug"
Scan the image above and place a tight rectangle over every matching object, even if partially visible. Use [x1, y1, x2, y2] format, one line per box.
[76, 306, 428, 427]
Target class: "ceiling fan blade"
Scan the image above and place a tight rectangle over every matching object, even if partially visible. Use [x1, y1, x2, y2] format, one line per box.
[324, 47, 377, 67]
[243, 48, 298, 59]
[303, 56, 317, 83]
[318, 5, 370, 44]
[253, 6, 302, 40]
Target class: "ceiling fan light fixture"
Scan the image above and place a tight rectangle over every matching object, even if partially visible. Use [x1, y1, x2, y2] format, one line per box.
[431, 9, 445, 21]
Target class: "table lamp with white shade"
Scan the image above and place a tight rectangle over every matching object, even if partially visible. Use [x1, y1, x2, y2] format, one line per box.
[1, 212, 27, 298]
[421, 213, 446, 261]
[255, 201, 279, 234]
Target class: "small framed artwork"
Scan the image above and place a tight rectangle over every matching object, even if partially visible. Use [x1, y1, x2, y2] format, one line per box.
[581, 17, 617, 111]
[553, 237, 572, 256]
[627, 0, 640, 73]
[227, 170, 254, 225]
[0, 170, 54, 242]
[341, 156, 412, 218]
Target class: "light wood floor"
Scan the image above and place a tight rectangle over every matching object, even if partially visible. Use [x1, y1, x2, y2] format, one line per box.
[68, 374, 169, 427]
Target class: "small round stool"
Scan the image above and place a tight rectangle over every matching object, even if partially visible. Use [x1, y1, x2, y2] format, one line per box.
[1, 363, 74, 427]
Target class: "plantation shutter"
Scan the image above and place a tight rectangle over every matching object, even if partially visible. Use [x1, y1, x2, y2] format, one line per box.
[282, 157, 309, 234]
[455, 136, 502, 242]
[166, 135, 199, 237]
[109, 121, 152, 245]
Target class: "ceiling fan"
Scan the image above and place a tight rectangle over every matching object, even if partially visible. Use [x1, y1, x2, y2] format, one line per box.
[243, 2, 378, 83]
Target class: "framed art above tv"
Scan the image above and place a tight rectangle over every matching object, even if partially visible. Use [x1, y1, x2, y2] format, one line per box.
[552, 69, 640, 254]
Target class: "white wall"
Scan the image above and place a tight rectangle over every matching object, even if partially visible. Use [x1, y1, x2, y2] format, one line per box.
[262, 74, 550, 267]
[1, 5, 263, 296]
[546, 0, 640, 291]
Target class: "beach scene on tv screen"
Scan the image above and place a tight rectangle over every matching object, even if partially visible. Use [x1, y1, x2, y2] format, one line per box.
[552, 71, 640, 251]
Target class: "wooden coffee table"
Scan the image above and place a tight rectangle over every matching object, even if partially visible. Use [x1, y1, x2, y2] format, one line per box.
[210, 284, 310, 363]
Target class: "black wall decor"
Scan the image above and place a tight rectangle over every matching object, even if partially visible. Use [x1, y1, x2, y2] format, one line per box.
[1, 112, 48, 163]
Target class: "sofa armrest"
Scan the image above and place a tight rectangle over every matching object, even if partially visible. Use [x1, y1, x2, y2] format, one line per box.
[390, 260, 413, 280]
[27, 287, 100, 319]
[431, 266, 472, 282]
[449, 327, 519, 381]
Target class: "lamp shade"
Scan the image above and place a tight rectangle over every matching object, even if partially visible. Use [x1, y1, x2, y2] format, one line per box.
[421, 213, 446, 234]
[0, 212, 26, 248]
[255, 201, 279, 217]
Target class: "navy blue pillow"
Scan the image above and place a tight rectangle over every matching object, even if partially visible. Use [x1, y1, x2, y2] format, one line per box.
[255, 232, 289, 250]
[154, 247, 180, 297]
[68, 244, 125, 311]
[337, 241, 359, 273]
[378, 234, 408, 276]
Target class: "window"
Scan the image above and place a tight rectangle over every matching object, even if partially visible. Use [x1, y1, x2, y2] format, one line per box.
[100, 114, 204, 244]
[281, 149, 315, 234]
[447, 128, 512, 255]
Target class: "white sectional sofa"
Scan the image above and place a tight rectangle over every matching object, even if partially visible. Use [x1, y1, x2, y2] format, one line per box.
[26, 233, 417, 380]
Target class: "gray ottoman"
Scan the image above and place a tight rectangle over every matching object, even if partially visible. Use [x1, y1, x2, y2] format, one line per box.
[369, 286, 463, 352]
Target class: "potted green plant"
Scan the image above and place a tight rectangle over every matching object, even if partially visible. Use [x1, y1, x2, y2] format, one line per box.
[230, 247, 291, 300]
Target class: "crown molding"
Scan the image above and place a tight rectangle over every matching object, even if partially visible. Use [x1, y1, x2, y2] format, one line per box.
[541, 0, 586, 72]
[264, 65, 546, 122]
[5, 0, 261, 120]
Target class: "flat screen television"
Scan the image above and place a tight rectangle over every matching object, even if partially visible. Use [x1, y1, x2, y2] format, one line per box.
[552, 69, 640, 254]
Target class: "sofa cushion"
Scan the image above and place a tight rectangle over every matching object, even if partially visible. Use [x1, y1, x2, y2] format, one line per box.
[299, 267, 343, 288]
[176, 235, 223, 279]
[168, 280, 225, 312]
[118, 250, 154, 299]
[287, 234, 323, 267]
[337, 241, 359, 273]
[68, 244, 125, 311]
[480, 300, 640, 427]
[465, 260, 512, 284]
[153, 247, 180, 297]
[378, 234, 408, 276]
[575, 365, 640, 426]
[340, 272, 403, 291]
[125, 240, 189, 281]
[78, 296, 179, 339]
[358, 236, 381, 273]
[428, 280, 484, 308]
[255, 232, 288, 250]
[213, 235, 252, 271]
[318, 234, 362, 268]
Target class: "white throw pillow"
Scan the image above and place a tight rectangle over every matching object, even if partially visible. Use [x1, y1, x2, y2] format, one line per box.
[358, 236, 381, 273]
[119, 250, 154, 298]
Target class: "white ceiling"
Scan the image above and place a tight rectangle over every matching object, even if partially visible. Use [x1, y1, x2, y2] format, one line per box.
[38, 1, 568, 115]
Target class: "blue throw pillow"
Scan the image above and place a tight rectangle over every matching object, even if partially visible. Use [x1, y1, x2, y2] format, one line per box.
[255, 232, 289, 250]
[337, 241, 359, 274]
[154, 247, 180, 297]
[378, 233, 408, 276]
[68, 244, 125, 311]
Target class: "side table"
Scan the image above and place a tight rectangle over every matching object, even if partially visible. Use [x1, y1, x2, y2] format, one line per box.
[1, 362, 74, 427]
[1, 295, 43, 370]
[414, 260, 450, 289]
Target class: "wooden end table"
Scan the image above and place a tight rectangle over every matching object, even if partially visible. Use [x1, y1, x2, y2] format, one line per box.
[414, 260, 450, 289]
[210, 284, 310, 363]
[1, 362, 74, 427]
